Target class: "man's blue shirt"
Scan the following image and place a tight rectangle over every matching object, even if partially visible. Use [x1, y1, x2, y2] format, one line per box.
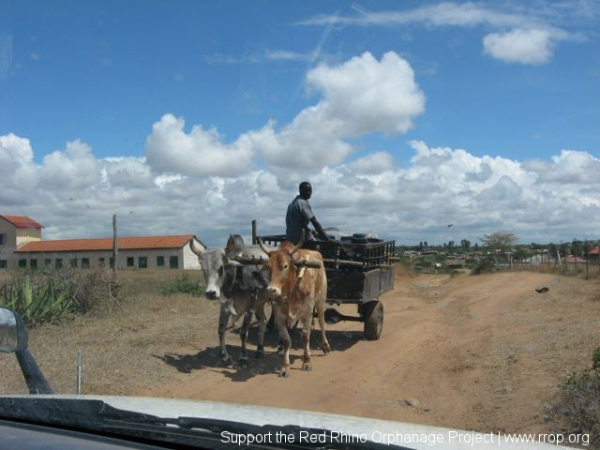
[286, 195, 314, 244]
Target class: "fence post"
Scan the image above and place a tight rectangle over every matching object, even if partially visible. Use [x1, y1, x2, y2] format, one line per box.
[76, 348, 82, 395]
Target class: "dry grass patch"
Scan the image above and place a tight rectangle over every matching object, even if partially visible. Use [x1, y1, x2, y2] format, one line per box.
[0, 269, 220, 396]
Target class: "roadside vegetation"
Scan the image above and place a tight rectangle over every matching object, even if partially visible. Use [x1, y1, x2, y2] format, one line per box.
[0, 268, 206, 327]
[160, 273, 205, 297]
[550, 347, 600, 449]
[0, 269, 120, 326]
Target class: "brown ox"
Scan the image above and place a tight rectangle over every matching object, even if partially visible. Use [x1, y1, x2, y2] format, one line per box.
[258, 236, 330, 377]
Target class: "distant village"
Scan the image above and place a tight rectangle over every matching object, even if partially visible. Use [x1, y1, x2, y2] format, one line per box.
[399, 236, 600, 272]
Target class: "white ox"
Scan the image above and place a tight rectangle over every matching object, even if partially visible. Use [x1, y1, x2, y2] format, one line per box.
[190, 236, 270, 365]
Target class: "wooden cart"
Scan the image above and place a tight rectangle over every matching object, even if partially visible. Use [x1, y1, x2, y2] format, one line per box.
[258, 233, 395, 340]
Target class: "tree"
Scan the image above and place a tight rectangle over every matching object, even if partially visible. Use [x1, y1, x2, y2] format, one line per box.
[571, 239, 583, 258]
[447, 240, 455, 252]
[479, 231, 519, 253]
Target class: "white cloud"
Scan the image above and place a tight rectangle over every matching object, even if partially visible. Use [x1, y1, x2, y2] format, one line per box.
[299, 3, 583, 65]
[347, 152, 397, 175]
[251, 51, 425, 170]
[40, 139, 101, 190]
[298, 3, 524, 28]
[306, 52, 425, 136]
[102, 157, 154, 188]
[483, 29, 555, 65]
[0, 133, 33, 173]
[265, 49, 311, 61]
[0, 133, 36, 205]
[145, 113, 256, 177]
[247, 117, 354, 170]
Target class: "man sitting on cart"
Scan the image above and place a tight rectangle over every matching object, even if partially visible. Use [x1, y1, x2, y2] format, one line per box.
[286, 181, 333, 245]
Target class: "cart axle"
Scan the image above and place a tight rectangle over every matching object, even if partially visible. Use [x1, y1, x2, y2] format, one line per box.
[324, 308, 363, 324]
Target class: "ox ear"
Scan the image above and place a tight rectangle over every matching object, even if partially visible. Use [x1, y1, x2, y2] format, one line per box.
[189, 238, 204, 256]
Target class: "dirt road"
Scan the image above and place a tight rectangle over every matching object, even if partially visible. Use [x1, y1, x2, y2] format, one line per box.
[127, 270, 600, 435]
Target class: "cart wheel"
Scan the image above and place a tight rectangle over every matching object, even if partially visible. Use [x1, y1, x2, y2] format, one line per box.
[363, 301, 384, 340]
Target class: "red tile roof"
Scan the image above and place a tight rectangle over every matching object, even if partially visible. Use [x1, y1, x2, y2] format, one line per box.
[589, 247, 600, 255]
[16, 235, 197, 253]
[0, 215, 44, 229]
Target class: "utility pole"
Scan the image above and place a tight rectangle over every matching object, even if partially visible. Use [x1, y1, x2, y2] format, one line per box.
[112, 214, 118, 274]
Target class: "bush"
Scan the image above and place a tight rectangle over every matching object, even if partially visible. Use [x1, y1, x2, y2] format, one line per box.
[471, 257, 496, 275]
[0, 269, 121, 325]
[160, 274, 204, 297]
[550, 348, 600, 448]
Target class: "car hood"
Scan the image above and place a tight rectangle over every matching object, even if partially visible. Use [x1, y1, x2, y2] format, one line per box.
[0, 394, 574, 450]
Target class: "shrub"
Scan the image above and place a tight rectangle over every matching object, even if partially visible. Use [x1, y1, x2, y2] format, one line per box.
[160, 274, 204, 297]
[549, 348, 600, 448]
[0, 269, 121, 325]
[470, 257, 496, 275]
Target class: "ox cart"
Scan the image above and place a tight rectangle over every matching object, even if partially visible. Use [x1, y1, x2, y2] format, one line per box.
[255, 230, 396, 340]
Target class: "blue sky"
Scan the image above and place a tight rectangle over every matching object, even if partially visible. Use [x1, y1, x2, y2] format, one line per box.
[1, 0, 599, 247]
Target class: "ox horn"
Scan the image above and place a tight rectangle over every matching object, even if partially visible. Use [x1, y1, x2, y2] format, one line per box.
[289, 230, 305, 256]
[189, 238, 204, 256]
[256, 236, 271, 256]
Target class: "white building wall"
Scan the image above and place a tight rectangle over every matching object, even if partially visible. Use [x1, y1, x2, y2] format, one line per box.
[0, 219, 41, 270]
[4, 240, 204, 271]
[15, 227, 42, 247]
[0, 220, 17, 270]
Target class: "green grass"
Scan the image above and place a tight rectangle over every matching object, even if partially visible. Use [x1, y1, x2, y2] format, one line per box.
[160, 273, 205, 297]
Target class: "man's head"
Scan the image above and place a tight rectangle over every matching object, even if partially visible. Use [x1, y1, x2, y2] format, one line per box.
[299, 181, 312, 200]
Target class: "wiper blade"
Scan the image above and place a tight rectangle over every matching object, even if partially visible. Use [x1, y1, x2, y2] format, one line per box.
[0, 397, 156, 429]
[0, 398, 412, 450]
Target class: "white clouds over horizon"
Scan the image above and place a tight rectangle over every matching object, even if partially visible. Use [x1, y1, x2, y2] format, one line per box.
[2, 129, 600, 246]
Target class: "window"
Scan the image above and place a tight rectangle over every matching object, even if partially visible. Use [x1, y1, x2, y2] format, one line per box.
[45, 259, 52, 267]
[30, 259, 38, 269]
[82, 258, 90, 268]
[55, 259, 63, 268]
[139, 256, 147, 269]
[169, 256, 179, 269]
[0, 260, 6, 269]
[18, 259, 26, 268]
[0, 234, 5, 245]
[157, 256, 165, 267]
[70, 258, 78, 268]
[127, 257, 135, 267]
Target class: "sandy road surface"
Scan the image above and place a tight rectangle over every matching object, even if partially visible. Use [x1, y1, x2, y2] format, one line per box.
[130, 270, 600, 435]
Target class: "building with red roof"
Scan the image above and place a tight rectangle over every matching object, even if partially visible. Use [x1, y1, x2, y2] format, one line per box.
[0, 214, 205, 271]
